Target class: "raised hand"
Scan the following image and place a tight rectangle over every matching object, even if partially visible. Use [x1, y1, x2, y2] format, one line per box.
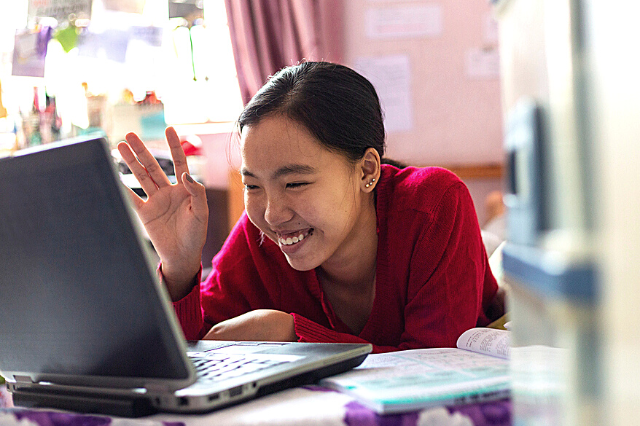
[117, 127, 209, 301]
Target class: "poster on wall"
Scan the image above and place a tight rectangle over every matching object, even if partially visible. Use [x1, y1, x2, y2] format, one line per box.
[102, 0, 145, 14]
[354, 55, 414, 134]
[483, 13, 499, 44]
[11, 31, 46, 77]
[28, 0, 92, 22]
[465, 48, 500, 79]
[365, 5, 443, 39]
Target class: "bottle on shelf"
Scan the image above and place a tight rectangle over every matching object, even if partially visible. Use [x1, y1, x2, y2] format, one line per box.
[44, 93, 62, 143]
[26, 86, 42, 146]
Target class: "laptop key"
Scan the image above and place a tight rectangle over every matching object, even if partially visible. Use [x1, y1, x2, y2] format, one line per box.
[189, 353, 293, 383]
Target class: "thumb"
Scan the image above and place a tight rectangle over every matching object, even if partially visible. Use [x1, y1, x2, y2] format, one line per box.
[181, 172, 208, 217]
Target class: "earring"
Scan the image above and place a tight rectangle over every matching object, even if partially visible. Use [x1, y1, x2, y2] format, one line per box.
[365, 178, 376, 188]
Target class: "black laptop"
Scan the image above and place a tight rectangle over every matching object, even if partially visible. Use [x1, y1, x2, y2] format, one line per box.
[0, 135, 371, 416]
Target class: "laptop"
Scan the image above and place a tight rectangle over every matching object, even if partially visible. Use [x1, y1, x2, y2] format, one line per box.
[0, 135, 372, 417]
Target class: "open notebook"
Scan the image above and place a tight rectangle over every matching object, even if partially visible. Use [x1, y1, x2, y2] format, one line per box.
[321, 328, 510, 413]
[0, 135, 371, 416]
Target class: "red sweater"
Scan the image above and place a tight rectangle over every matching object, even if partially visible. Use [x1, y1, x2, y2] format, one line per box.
[173, 165, 499, 353]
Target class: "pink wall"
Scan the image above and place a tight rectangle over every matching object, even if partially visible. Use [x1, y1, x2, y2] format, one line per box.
[197, 2, 506, 225]
[341, 1, 505, 224]
[342, 0, 503, 167]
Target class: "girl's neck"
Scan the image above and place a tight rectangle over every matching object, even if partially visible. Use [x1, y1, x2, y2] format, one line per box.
[317, 197, 378, 290]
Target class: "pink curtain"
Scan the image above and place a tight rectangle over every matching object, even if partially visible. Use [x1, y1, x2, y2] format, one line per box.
[224, 0, 344, 104]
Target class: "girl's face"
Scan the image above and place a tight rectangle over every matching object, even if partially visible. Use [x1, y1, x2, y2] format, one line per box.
[240, 115, 371, 272]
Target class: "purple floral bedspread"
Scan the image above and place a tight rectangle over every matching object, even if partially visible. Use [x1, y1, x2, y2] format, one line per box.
[344, 399, 511, 426]
[1, 384, 511, 426]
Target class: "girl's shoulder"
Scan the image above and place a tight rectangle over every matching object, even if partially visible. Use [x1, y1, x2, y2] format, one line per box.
[378, 164, 467, 215]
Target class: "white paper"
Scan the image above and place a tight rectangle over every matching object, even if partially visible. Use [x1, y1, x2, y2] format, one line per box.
[456, 328, 510, 359]
[465, 48, 501, 79]
[28, 0, 92, 22]
[356, 347, 508, 372]
[354, 55, 414, 133]
[365, 5, 443, 39]
[11, 32, 45, 78]
[102, 0, 146, 14]
[321, 347, 509, 413]
[484, 13, 500, 44]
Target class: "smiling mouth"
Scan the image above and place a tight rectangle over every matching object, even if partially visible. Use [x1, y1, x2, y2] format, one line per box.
[277, 228, 314, 246]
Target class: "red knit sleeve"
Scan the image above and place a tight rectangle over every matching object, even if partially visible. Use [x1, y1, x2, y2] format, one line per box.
[172, 280, 208, 340]
[292, 314, 401, 353]
[166, 266, 210, 340]
[400, 182, 498, 348]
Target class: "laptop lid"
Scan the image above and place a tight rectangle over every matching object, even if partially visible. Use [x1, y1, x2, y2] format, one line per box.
[0, 135, 196, 392]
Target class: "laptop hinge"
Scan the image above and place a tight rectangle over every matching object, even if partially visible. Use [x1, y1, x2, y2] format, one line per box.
[144, 383, 172, 393]
[13, 375, 34, 383]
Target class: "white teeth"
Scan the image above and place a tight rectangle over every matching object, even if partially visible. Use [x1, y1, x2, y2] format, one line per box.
[279, 233, 307, 246]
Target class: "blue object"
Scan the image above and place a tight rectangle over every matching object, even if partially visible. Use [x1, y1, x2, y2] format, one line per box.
[502, 243, 598, 303]
[503, 99, 547, 246]
[140, 110, 166, 141]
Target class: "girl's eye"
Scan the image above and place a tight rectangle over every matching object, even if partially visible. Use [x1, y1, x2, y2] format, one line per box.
[244, 184, 259, 190]
[286, 182, 309, 189]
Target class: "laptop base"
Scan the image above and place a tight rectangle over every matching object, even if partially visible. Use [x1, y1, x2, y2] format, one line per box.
[11, 389, 157, 418]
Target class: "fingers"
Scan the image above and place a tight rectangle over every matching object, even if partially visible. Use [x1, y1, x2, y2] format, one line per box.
[182, 172, 209, 220]
[118, 129, 195, 199]
[118, 141, 159, 197]
[123, 132, 172, 190]
[120, 182, 145, 210]
[165, 127, 190, 179]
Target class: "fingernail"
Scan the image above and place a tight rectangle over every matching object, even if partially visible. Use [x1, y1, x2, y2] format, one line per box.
[184, 173, 194, 184]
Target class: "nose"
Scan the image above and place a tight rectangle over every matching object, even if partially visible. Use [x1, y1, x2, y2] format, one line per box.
[264, 191, 293, 226]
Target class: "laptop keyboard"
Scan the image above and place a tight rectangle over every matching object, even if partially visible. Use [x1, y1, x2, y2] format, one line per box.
[188, 351, 295, 382]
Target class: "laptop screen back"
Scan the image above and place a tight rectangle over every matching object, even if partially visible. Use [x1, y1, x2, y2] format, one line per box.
[0, 137, 193, 389]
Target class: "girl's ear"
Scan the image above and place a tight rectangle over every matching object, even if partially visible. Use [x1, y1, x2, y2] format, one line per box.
[360, 148, 381, 193]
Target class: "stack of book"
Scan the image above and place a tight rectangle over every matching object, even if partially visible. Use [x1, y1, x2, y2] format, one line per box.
[321, 328, 510, 414]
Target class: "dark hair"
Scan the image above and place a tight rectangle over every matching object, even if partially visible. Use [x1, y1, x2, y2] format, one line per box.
[238, 61, 386, 163]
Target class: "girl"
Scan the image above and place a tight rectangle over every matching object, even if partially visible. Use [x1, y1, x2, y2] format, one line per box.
[118, 62, 503, 353]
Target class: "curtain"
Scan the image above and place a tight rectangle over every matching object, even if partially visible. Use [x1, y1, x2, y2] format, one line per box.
[224, 0, 344, 104]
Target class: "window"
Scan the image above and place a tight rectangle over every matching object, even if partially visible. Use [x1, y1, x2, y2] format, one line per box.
[161, 0, 243, 125]
[0, 0, 243, 151]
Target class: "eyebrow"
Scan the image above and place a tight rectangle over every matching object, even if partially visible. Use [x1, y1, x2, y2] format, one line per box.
[241, 164, 317, 180]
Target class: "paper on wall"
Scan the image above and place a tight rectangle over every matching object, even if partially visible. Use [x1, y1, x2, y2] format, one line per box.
[484, 13, 500, 45]
[365, 5, 443, 39]
[27, 0, 92, 22]
[11, 32, 45, 78]
[465, 48, 500, 79]
[354, 55, 414, 133]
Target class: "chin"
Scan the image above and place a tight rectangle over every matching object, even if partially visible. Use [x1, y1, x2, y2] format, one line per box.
[284, 255, 320, 272]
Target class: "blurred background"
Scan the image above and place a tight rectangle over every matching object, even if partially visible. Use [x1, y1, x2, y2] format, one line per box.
[0, 0, 505, 238]
[3, 1, 639, 423]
